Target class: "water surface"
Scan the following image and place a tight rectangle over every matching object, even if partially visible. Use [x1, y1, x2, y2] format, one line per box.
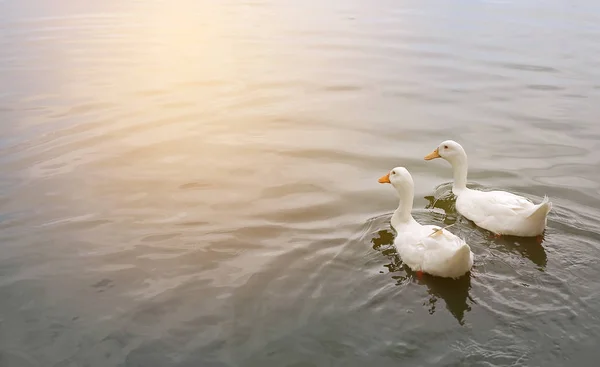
[2, 0, 600, 366]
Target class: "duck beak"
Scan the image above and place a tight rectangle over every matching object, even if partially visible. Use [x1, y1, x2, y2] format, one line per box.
[424, 148, 441, 160]
[378, 172, 391, 184]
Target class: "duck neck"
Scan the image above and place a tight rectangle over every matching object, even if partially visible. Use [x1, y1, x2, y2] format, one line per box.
[451, 157, 468, 195]
[392, 185, 415, 225]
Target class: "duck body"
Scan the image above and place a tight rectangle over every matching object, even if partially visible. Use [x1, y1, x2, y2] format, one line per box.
[455, 188, 551, 237]
[391, 218, 474, 279]
[425, 140, 552, 237]
[379, 167, 473, 279]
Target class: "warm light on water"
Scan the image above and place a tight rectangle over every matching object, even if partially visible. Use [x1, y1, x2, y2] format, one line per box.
[1, 0, 600, 365]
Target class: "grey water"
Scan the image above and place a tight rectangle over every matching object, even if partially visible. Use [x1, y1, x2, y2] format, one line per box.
[1, 0, 600, 366]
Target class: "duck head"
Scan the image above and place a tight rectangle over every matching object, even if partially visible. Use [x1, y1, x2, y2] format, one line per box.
[424, 140, 467, 166]
[378, 166, 414, 191]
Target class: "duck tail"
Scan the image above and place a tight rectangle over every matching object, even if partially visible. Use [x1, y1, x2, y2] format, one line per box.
[527, 195, 552, 220]
[452, 243, 472, 263]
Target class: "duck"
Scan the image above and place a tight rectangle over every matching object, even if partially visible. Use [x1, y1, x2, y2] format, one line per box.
[378, 167, 474, 279]
[424, 140, 552, 238]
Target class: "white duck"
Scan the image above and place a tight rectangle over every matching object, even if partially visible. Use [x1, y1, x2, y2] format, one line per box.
[424, 140, 552, 238]
[378, 167, 474, 279]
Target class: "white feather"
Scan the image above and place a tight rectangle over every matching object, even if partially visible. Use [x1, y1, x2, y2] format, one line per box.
[427, 140, 552, 237]
[381, 167, 474, 278]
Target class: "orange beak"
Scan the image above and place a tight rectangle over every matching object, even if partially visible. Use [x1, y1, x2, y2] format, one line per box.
[424, 148, 441, 160]
[378, 172, 391, 184]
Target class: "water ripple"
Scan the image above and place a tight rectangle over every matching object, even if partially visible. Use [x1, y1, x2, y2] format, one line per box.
[2, 0, 600, 366]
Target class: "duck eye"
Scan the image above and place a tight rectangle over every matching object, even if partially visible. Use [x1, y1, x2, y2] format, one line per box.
[444, 145, 449, 149]
[391, 170, 396, 175]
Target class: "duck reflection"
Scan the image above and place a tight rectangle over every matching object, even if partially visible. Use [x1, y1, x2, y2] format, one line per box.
[371, 229, 473, 325]
[425, 184, 547, 270]
[423, 183, 457, 223]
[487, 234, 548, 270]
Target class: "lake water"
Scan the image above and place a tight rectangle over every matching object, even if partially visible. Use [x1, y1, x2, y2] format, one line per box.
[2, 0, 600, 366]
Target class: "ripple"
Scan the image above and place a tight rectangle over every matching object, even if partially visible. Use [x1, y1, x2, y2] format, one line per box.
[499, 62, 560, 73]
[526, 84, 564, 91]
[2, 0, 600, 365]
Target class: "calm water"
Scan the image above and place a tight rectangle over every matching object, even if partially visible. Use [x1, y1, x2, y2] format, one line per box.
[2, 0, 600, 366]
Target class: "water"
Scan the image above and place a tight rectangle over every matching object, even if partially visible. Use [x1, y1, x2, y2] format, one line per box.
[1, 0, 600, 365]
